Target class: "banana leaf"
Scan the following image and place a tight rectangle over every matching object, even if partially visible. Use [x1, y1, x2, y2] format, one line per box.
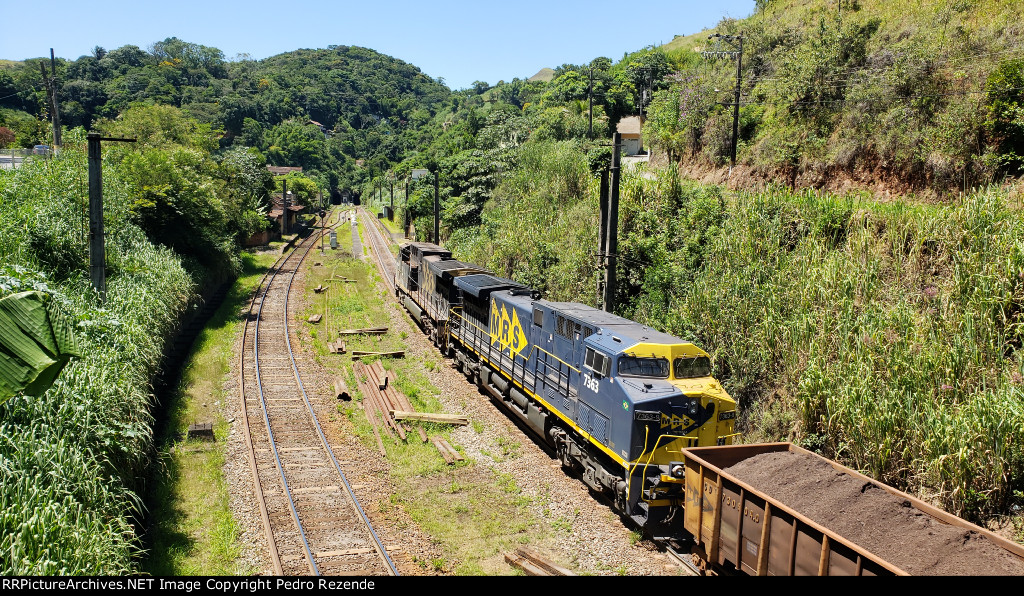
[0, 291, 82, 403]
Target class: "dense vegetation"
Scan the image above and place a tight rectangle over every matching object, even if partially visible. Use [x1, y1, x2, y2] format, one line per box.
[0, 112, 274, 573]
[648, 0, 1024, 192]
[1, 0, 1023, 575]
[1, 42, 450, 195]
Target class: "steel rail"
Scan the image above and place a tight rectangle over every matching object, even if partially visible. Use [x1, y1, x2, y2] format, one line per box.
[281, 211, 399, 576]
[358, 208, 397, 292]
[253, 228, 322, 575]
[241, 208, 396, 575]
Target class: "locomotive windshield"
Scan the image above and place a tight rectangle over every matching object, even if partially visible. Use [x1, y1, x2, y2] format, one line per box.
[618, 356, 669, 378]
[674, 356, 712, 378]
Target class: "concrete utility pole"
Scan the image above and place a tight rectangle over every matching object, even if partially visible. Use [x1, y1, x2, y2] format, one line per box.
[603, 133, 621, 313]
[433, 172, 440, 244]
[596, 168, 609, 308]
[588, 68, 594, 139]
[730, 36, 743, 170]
[404, 178, 410, 239]
[49, 50, 62, 148]
[87, 133, 135, 302]
[282, 179, 289, 235]
[39, 50, 62, 149]
[705, 33, 744, 172]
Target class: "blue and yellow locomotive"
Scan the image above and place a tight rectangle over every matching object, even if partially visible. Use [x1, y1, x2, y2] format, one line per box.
[395, 243, 737, 537]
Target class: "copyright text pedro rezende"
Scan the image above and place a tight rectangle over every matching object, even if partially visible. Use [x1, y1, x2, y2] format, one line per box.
[2, 578, 376, 592]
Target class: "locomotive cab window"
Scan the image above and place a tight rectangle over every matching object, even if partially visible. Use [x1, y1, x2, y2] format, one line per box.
[584, 347, 611, 377]
[533, 308, 543, 327]
[618, 356, 669, 378]
[674, 356, 712, 379]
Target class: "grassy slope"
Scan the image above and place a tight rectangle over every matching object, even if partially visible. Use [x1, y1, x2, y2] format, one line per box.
[660, 0, 1024, 193]
[143, 251, 276, 575]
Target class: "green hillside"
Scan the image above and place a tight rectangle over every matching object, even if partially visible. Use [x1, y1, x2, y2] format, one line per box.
[651, 0, 1024, 194]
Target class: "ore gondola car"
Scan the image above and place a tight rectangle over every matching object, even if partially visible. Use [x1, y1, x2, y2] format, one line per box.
[395, 242, 738, 537]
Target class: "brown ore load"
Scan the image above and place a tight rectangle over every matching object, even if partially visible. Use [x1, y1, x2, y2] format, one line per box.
[724, 451, 1024, 576]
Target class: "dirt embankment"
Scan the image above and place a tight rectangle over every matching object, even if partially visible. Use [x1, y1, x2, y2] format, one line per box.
[649, 149, 1023, 204]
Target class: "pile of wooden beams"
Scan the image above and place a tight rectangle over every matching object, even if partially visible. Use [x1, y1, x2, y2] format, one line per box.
[351, 360, 466, 464]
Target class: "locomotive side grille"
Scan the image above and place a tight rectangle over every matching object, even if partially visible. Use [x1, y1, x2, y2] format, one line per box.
[577, 402, 591, 431]
[555, 315, 581, 342]
[591, 412, 608, 444]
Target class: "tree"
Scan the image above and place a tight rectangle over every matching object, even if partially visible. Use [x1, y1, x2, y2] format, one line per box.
[0, 126, 14, 148]
[643, 73, 714, 163]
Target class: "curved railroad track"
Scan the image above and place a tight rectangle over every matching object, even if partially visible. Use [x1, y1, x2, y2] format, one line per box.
[237, 209, 399, 576]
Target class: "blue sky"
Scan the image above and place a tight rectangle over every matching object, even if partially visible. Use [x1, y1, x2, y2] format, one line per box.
[4, 0, 756, 90]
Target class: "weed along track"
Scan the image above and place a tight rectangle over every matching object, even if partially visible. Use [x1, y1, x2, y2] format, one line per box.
[238, 209, 398, 576]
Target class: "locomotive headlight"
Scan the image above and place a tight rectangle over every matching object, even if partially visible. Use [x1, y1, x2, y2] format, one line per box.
[688, 398, 698, 416]
[670, 463, 685, 478]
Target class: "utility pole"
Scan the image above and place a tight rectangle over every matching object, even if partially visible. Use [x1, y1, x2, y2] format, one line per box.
[433, 171, 440, 244]
[404, 178, 410, 239]
[87, 133, 135, 302]
[705, 33, 744, 172]
[588, 67, 594, 140]
[731, 36, 743, 170]
[49, 50, 62, 148]
[596, 168, 609, 308]
[389, 175, 394, 220]
[603, 133, 621, 313]
[282, 179, 289, 235]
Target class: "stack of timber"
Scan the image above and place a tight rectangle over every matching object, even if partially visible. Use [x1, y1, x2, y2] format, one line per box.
[351, 360, 467, 463]
[327, 339, 346, 354]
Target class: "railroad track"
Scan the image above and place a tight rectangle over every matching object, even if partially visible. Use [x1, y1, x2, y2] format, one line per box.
[358, 208, 397, 292]
[238, 209, 399, 576]
[356, 210, 705, 577]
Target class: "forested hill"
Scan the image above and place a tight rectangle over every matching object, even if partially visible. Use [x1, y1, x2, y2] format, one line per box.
[649, 0, 1024, 195]
[0, 41, 450, 190]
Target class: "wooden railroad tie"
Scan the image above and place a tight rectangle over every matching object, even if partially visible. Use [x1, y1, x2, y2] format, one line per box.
[352, 363, 387, 456]
[351, 350, 405, 360]
[333, 377, 351, 401]
[369, 361, 427, 443]
[505, 547, 575, 576]
[431, 437, 464, 464]
[327, 339, 346, 354]
[187, 422, 214, 441]
[393, 411, 469, 426]
[338, 327, 388, 335]
[314, 284, 326, 293]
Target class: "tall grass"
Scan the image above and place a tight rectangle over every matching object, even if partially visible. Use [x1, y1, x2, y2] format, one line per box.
[449, 145, 1023, 520]
[0, 130, 196, 574]
[615, 169, 1024, 519]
